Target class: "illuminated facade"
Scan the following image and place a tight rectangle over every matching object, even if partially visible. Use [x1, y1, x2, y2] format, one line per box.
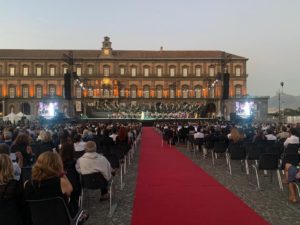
[0, 37, 265, 119]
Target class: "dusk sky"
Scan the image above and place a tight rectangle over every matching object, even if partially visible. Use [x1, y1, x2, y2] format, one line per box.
[1, 0, 299, 97]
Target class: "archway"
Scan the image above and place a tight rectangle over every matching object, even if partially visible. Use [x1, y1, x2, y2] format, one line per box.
[21, 103, 31, 115]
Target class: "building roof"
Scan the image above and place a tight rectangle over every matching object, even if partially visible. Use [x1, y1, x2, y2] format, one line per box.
[0, 49, 247, 60]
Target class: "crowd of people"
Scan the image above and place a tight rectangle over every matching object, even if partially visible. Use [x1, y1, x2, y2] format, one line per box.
[0, 121, 141, 225]
[157, 121, 300, 203]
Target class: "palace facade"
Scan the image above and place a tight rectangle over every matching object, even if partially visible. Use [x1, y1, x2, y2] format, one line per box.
[0, 37, 268, 119]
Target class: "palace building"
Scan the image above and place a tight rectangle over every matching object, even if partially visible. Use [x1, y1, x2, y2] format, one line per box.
[0, 37, 268, 120]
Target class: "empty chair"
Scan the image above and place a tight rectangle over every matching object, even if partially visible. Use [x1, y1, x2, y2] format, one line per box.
[81, 172, 116, 216]
[226, 143, 247, 175]
[251, 153, 283, 190]
[27, 197, 84, 225]
[245, 144, 262, 175]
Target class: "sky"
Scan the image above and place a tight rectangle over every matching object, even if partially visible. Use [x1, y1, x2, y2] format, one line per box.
[0, 0, 299, 97]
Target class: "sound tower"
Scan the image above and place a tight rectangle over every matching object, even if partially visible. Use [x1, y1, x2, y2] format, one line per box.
[64, 72, 71, 100]
[222, 73, 230, 99]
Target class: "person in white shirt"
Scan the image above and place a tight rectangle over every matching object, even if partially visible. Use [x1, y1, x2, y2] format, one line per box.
[76, 141, 112, 197]
[284, 128, 300, 148]
[265, 128, 277, 141]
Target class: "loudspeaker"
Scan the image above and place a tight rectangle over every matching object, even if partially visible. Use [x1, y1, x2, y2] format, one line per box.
[64, 73, 71, 100]
[222, 73, 230, 99]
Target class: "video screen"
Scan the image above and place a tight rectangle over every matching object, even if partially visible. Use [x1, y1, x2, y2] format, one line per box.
[38, 102, 58, 119]
[235, 101, 256, 119]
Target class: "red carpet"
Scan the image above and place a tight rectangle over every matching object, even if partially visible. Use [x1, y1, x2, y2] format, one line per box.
[131, 127, 270, 225]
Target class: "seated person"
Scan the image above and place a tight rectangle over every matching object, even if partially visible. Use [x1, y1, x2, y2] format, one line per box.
[286, 163, 300, 203]
[24, 151, 73, 206]
[76, 141, 112, 199]
[0, 143, 22, 180]
[284, 128, 299, 148]
[0, 154, 23, 225]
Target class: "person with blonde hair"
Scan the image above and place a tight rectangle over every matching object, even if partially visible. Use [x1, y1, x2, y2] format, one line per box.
[0, 154, 23, 225]
[228, 127, 245, 144]
[24, 151, 73, 204]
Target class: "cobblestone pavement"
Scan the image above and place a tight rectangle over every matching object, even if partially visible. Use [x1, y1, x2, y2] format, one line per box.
[176, 143, 300, 225]
[85, 142, 141, 225]
[85, 133, 300, 225]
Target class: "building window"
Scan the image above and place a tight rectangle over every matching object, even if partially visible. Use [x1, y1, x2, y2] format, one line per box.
[9, 86, 15, 98]
[36, 67, 42, 76]
[50, 67, 55, 76]
[157, 67, 162, 77]
[36, 86, 42, 98]
[235, 85, 242, 97]
[120, 67, 125, 75]
[131, 67, 137, 77]
[76, 67, 82, 76]
[120, 88, 125, 97]
[209, 67, 215, 77]
[195, 86, 202, 98]
[182, 67, 188, 77]
[103, 66, 110, 76]
[143, 85, 150, 98]
[130, 85, 137, 98]
[0, 66, 2, 76]
[88, 88, 93, 97]
[23, 67, 29, 76]
[144, 67, 149, 77]
[156, 85, 163, 98]
[88, 67, 93, 75]
[236, 67, 241, 76]
[22, 86, 29, 98]
[182, 86, 189, 98]
[169, 86, 176, 98]
[0, 86, 2, 97]
[9, 66, 15, 76]
[63, 67, 68, 75]
[49, 85, 56, 96]
[170, 67, 175, 77]
[195, 67, 201, 77]
[76, 87, 82, 98]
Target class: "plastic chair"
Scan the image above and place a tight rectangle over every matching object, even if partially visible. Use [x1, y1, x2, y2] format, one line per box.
[27, 197, 84, 225]
[80, 173, 116, 216]
[211, 141, 227, 167]
[251, 153, 283, 190]
[226, 143, 247, 175]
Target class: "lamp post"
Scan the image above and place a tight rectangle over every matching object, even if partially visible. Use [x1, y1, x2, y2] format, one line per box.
[278, 82, 284, 123]
[280, 82, 284, 123]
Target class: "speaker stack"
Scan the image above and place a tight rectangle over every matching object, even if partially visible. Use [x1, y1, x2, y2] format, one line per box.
[222, 73, 230, 100]
[64, 73, 72, 100]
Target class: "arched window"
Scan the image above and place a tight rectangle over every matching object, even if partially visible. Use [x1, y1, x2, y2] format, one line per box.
[182, 66, 188, 77]
[76, 66, 82, 76]
[169, 66, 175, 77]
[131, 66, 137, 77]
[22, 85, 29, 98]
[9, 65, 16, 76]
[235, 85, 242, 97]
[143, 85, 150, 98]
[157, 66, 162, 77]
[156, 85, 163, 98]
[49, 85, 56, 96]
[195, 66, 201, 77]
[8, 85, 16, 98]
[182, 85, 189, 98]
[103, 65, 110, 76]
[36, 65, 43, 76]
[49, 65, 56, 76]
[87, 66, 94, 75]
[235, 66, 241, 76]
[130, 85, 137, 98]
[169, 85, 176, 98]
[144, 66, 150, 77]
[35, 85, 43, 98]
[194, 85, 202, 98]
[23, 65, 29, 76]
[119, 66, 125, 75]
